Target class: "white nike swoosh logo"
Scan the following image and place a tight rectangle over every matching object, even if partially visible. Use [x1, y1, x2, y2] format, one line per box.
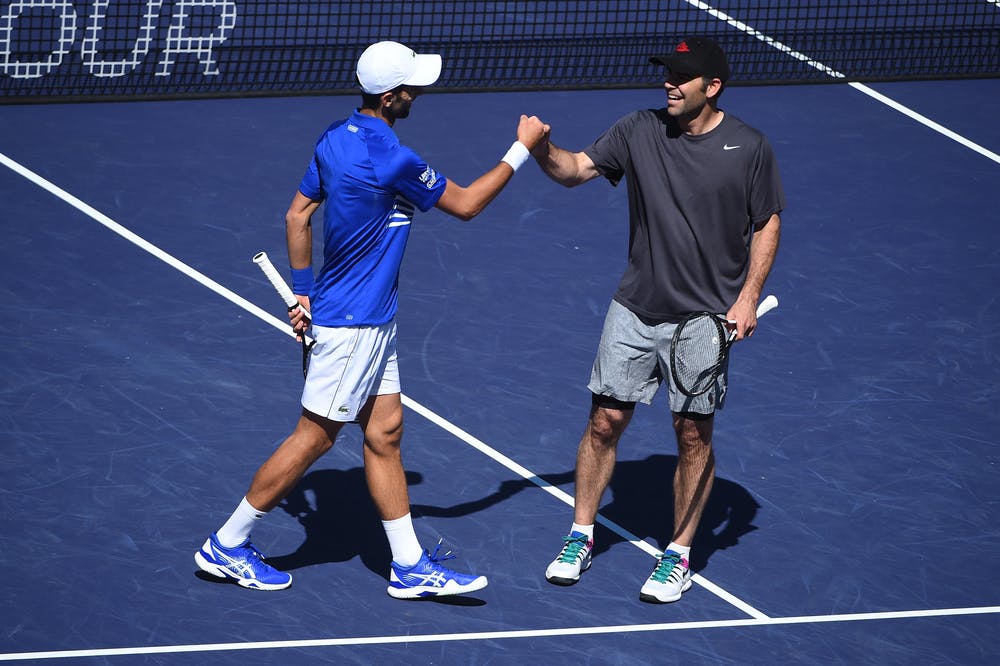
[723, 144, 741, 150]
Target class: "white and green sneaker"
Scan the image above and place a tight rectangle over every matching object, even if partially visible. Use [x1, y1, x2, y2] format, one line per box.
[544, 531, 593, 586]
[639, 550, 692, 603]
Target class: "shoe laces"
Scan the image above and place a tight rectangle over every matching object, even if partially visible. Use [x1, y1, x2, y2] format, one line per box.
[427, 538, 457, 564]
[557, 534, 591, 564]
[241, 542, 271, 566]
[224, 540, 273, 576]
[649, 551, 686, 584]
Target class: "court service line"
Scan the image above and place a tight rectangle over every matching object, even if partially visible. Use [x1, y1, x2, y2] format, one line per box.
[685, 0, 1000, 165]
[0, 151, 765, 621]
[2, 606, 998, 661]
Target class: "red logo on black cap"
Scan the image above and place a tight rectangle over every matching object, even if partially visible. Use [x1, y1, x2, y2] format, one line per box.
[676, 41, 691, 53]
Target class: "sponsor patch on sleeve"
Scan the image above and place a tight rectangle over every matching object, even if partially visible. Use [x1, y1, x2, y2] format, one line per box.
[419, 167, 439, 189]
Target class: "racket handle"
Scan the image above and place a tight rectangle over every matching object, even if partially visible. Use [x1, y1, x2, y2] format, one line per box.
[756, 294, 779, 318]
[253, 251, 312, 319]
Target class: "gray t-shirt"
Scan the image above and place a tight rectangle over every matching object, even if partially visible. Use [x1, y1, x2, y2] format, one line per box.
[584, 109, 785, 321]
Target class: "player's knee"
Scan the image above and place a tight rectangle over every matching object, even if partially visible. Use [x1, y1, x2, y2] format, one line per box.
[364, 423, 403, 458]
[588, 397, 633, 444]
[673, 413, 714, 451]
[290, 412, 339, 456]
[673, 411, 713, 431]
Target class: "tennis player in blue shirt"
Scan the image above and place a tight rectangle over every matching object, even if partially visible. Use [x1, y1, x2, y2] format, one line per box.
[195, 40, 549, 597]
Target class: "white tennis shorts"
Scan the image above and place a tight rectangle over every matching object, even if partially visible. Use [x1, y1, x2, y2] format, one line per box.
[300, 321, 400, 422]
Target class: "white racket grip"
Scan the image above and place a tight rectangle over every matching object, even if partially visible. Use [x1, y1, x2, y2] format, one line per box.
[252, 251, 312, 319]
[756, 294, 779, 318]
[726, 294, 779, 334]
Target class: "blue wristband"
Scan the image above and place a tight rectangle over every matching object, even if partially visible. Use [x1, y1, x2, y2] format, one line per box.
[290, 267, 314, 295]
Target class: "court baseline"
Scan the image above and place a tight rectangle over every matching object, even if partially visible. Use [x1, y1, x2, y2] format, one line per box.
[1, 606, 998, 661]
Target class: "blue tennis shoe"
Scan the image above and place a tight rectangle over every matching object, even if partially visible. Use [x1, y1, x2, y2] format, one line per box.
[195, 533, 292, 591]
[387, 540, 487, 599]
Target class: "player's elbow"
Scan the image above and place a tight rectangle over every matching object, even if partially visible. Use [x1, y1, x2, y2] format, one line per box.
[549, 166, 595, 189]
[452, 204, 482, 222]
[438, 202, 478, 221]
[436, 186, 484, 221]
[285, 209, 311, 233]
[543, 151, 597, 188]
[285, 192, 319, 231]
[557, 175, 585, 188]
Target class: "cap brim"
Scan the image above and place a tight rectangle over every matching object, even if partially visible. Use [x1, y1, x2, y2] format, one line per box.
[402, 53, 442, 87]
[649, 54, 699, 76]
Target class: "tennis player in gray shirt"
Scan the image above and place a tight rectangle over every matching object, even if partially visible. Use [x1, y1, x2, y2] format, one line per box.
[531, 36, 784, 603]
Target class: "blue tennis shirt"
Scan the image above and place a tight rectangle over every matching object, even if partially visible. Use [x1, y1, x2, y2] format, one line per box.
[298, 111, 447, 327]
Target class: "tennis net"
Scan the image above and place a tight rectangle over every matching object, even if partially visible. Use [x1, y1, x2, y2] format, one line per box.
[2, 1, 997, 102]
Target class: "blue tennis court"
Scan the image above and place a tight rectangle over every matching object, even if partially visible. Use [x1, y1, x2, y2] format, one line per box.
[3, 0, 1000, 659]
[2, 75, 999, 663]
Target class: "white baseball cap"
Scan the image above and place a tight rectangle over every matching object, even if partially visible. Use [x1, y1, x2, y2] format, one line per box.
[356, 41, 442, 95]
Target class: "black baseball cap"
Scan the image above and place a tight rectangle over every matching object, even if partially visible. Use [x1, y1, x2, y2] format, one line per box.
[650, 37, 730, 82]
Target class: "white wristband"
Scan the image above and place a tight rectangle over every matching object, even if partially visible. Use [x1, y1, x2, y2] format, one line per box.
[500, 141, 531, 172]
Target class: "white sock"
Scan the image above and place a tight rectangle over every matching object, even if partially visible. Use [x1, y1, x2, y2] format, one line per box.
[216, 497, 266, 548]
[666, 541, 691, 562]
[383, 513, 423, 567]
[571, 523, 594, 540]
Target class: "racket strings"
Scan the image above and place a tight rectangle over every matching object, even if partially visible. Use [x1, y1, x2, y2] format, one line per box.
[671, 316, 726, 395]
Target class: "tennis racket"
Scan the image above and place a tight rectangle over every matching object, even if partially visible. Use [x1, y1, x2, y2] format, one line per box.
[253, 251, 314, 377]
[669, 294, 779, 397]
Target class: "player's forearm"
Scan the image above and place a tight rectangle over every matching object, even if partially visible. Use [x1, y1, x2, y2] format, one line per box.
[435, 118, 548, 221]
[464, 165, 516, 219]
[436, 166, 515, 221]
[532, 143, 593, 187]
[738, 214, 781, 306]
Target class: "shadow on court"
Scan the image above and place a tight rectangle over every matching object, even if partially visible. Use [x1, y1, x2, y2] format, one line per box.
[264, 468, 424, 577]
[195, 467, 490, 605]
[245, 454, 759, 584]
[411, 454, 761, 572]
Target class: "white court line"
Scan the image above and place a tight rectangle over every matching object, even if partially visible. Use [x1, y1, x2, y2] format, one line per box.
[0, 149, 766, 618]
[684, 0, 846, 79]
[403, 398, 767, 619]
[848, 81, 1000, 164]
[683, 0, 1000, 165]
[2, 606, 998, 661]
[0, 154, 292, 339]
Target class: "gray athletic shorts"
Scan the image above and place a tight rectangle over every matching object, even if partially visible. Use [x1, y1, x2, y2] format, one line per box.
[588, 300, 728, 415]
